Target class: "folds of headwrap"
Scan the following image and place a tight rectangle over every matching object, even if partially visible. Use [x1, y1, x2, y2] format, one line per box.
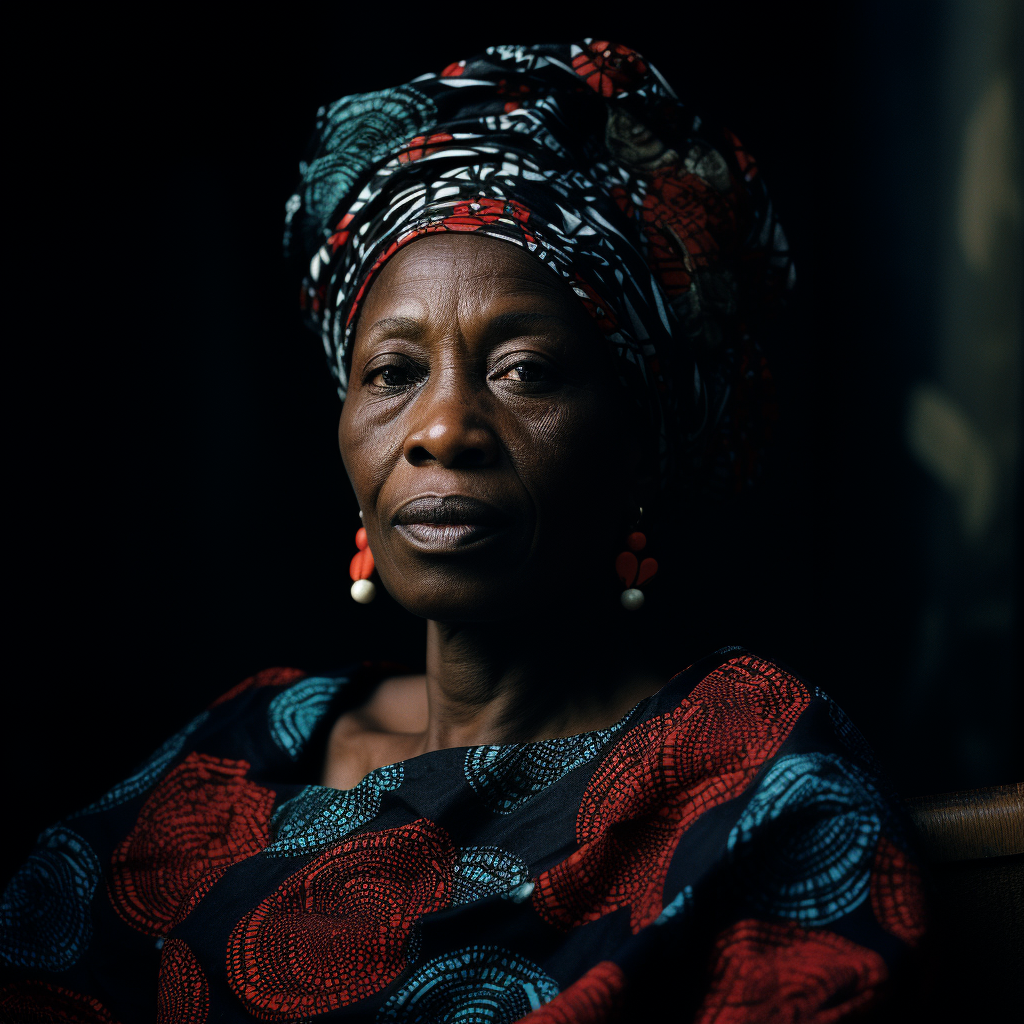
[285, 39, 793, 488]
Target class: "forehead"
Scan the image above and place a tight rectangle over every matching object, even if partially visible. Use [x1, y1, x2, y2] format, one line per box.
[356, 233, 582, 327]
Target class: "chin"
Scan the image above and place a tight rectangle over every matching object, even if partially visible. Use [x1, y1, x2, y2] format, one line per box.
[393, 587, 527, 623]
[374, 565, 531, 623]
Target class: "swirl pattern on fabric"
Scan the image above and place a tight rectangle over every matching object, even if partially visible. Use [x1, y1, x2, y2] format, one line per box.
[870, 835, 926, 946]
[109, 753, 275, 936]
[533, 655, 809, 933]
[211, 667, 306, 708]
[285, 86, 437, 263]
[227, 819, 455, 1019]
[464, 713, 630, 815]
[287, 40, 793, 486]
[267, 675, 347, 760]
[452, 846, 531, 905]
[0, 649, 920, 1022]
[0, 825, 100, 971]
[70, 711, 210, 819]
[265, 764, 405, 856]
[0, 981, 117, 1023]
[695, 919, 887, 1024]
[376, 945, 559, 1023]
[516, 961, 626, 1024]
[726, 752, 881, 925]
[157, 938, 210, 1024]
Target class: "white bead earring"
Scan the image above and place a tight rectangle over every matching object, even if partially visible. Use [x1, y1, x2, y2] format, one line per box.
[350, 514, 376, 603]
[614, 509, 658, 611]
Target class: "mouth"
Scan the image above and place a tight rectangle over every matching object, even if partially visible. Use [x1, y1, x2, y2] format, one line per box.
[392, 495, 511, 551]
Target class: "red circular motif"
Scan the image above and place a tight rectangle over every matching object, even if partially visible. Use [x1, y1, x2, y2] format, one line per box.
[518, 961, 626, 1023]
[641, 170, 739, 298]
[211, 667, 305, 707]
[870, 835, 926, 946]
[695, 919, 887, 1023]
[534, 656, 809, 932]
[0, 981, 117, 1023]
[226, 819, 455, 1020]
[157, 938, 209, 1024]
[571, 41, 648, 97]
[109, 752, 275, 935]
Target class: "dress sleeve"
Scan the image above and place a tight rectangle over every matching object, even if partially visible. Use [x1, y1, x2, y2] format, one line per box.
[0, 666, 307, 1024]
[692, 733, 926, 1022]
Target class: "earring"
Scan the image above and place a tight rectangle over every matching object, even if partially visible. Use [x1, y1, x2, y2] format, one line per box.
[350, 523, 376, 604]
[615, 512, 657, 611]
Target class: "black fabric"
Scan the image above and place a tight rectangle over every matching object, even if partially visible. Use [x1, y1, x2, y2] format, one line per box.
[0, 649, 923, 1022]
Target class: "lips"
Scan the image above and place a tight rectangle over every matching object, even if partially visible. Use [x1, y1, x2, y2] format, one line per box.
[393, 495, 510, 551]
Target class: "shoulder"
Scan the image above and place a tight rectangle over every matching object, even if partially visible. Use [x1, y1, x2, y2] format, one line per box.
[665, 647, 859, 737]
[182, 663, 374, 768]
[207, 665, 309, 712]
[677, 649, 912, 842]
[206, 663, 376, 721]
[658, 648, 893, 793]
[656, 647, 815, 740]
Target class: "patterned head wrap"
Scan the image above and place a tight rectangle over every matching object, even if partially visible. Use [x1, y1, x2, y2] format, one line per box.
[286, 40, 793, 487]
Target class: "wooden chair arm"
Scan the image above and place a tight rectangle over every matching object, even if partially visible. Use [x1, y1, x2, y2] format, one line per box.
[905, 781, 1024, 862]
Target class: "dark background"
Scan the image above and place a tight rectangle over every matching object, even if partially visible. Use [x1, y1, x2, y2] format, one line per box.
[7, 2, 1020, 887]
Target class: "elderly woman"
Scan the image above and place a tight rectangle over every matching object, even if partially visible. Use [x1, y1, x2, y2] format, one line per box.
[1, 40, 922, 1023]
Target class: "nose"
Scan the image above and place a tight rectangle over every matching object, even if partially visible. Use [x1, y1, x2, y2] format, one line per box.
[403, 380, 500, 470]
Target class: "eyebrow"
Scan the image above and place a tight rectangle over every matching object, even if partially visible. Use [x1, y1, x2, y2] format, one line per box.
[482, 311, 573, 339]
[365, 316, 424, 339]
[365, 310, 573, 341]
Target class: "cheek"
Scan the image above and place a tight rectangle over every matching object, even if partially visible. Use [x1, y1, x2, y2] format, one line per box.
[506, 390, 631, 530]
[513, 388, 627, 476]
[337, 402, 399, 511]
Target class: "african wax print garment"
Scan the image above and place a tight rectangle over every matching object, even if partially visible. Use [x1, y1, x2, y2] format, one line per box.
[286, 39, 794, 488]
[1, 648, 925, 1022]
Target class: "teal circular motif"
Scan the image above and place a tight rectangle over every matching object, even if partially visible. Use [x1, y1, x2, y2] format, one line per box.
[464, 715, 628, 815]
[265, 763, 404, 856]
[268, 675, 347, 760]
[378, 946, 559, 1022]
[452, 847, 530, 905]
[289, 85, 437, 249]
[727, 752, 881, 925]
[0, 825, 101, 970]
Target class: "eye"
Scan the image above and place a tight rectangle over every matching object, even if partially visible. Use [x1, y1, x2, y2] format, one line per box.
[496, 361, 551, 384]
[366, 359, 424, 390]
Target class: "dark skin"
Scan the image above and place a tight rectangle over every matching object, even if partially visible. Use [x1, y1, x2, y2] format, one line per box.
[323, 233, 663, 790]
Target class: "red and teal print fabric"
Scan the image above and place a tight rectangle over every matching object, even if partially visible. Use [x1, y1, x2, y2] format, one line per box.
[0, 651, 924, 1022]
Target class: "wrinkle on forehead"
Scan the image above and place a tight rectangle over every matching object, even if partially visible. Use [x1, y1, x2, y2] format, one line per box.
[358, 233, 577, 337]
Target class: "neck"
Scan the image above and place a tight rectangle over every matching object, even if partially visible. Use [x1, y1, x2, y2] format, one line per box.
[420, 603, 661, 750]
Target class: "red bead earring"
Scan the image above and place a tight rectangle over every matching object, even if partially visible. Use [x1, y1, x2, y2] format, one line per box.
[350, 521, 376, 604]
[615, 518, 658, 611]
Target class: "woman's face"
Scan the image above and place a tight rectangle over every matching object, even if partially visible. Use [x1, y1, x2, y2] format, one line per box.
[339, 233, 639, 622]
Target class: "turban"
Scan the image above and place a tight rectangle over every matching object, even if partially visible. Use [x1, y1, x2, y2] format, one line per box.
[285, 40, 793, 488]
